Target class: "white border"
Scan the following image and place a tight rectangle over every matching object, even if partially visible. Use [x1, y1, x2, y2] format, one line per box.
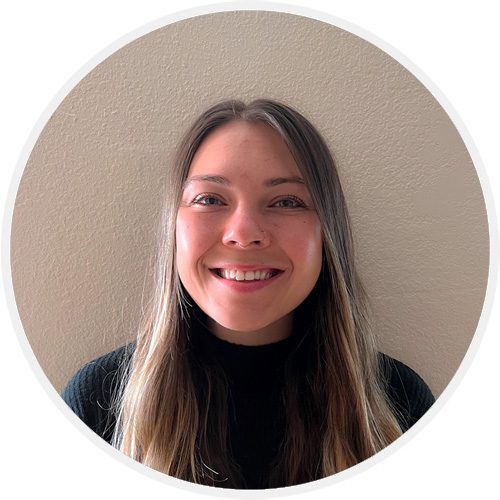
[1, 1, 498, 498]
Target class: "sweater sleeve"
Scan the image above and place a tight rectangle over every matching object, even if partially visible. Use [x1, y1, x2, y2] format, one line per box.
[380, 354, 436, 432]
[61, 344, 133, 443]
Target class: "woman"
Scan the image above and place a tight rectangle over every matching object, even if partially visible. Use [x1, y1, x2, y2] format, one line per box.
[62, 99, 435, 489]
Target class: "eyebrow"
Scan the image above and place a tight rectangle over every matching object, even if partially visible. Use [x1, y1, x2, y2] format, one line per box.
[183, 175, 305, 188]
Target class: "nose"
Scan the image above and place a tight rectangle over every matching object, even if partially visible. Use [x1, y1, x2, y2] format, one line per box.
[222, 206, 271, 249]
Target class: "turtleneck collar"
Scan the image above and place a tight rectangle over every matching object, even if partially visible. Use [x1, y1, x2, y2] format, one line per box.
[194, 321, 296, 391]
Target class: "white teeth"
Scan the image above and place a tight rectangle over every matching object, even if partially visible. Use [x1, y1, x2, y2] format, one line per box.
[216, 269, 276, 281]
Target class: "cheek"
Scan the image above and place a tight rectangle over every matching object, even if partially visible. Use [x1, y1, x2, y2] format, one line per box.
[175, 214, 196, 280]
[177, 213, 201, 249]
[175, 212, 216, 272]
[288, 218, 323, 271]
[175, 215, 191, 255]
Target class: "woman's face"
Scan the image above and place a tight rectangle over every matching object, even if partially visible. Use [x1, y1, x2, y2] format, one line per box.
[176, 120, 322, 345]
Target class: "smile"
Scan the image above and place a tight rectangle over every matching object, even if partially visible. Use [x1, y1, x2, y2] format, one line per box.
[211, 268, 283, 281]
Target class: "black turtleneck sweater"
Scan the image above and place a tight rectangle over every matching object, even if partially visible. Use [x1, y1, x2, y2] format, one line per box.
[62, 334, 435, 488]
[202, 333, 293, 487]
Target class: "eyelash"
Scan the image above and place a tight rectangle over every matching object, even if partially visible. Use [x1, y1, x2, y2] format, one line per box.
[189, 193, 307, 209]
[271, 195, 307, 209]
[190, 193, 224, 206]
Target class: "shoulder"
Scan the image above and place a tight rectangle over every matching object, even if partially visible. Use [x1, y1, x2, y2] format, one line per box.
[379, 353, 436, 432]
[61, 343, 135, 442]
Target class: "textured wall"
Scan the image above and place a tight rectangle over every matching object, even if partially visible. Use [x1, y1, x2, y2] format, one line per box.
[11, 11, 488, 396]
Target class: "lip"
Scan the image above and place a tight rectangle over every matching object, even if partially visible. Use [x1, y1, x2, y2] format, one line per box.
[209, 264, 285, 272]
[209, 267, 285, 293]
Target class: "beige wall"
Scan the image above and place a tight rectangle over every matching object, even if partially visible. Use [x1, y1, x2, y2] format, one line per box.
[10, 11, 488, 396]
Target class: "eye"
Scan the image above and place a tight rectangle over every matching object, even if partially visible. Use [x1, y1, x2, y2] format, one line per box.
[271, 195, 307, 209]
[190, 193, 225, 207]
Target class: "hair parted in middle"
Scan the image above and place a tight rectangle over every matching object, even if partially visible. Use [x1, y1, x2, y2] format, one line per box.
[111, 98, 403, 488]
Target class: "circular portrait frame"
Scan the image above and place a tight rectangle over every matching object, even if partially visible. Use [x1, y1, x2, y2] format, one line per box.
[3, 1, 495, 497]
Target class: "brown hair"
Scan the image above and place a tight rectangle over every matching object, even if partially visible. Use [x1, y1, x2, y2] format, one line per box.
[111, 99, 402, 488]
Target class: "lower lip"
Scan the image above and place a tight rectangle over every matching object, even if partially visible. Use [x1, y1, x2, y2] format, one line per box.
[209, 270, 284, 293]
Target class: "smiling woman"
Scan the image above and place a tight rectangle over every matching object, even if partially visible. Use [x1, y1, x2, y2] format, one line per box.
[61, 99, 435, 489]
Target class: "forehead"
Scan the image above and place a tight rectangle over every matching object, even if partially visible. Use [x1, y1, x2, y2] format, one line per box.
[188, 120, 301, 179]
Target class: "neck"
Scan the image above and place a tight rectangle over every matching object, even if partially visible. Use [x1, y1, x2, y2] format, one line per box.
[207, 313, 293, 346]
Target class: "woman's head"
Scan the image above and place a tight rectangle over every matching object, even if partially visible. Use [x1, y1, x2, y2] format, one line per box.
[168, 99, 355, 344]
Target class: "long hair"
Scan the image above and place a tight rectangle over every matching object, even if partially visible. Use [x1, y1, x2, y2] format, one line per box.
[112, 99, 402, 488]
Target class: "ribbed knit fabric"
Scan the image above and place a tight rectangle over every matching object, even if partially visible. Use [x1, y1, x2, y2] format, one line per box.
[62, 336, 435, 486]
[199, 332, 293, 487]
[380, 354, 436, 431]
[62, 343, 133, 443]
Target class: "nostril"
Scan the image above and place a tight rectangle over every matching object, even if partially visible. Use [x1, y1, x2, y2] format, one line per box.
[228, 239, 264, 248]
[222, 221, 269, 248]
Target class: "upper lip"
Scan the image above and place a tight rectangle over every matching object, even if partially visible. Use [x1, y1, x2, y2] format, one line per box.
[209, 264, 285, 272]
